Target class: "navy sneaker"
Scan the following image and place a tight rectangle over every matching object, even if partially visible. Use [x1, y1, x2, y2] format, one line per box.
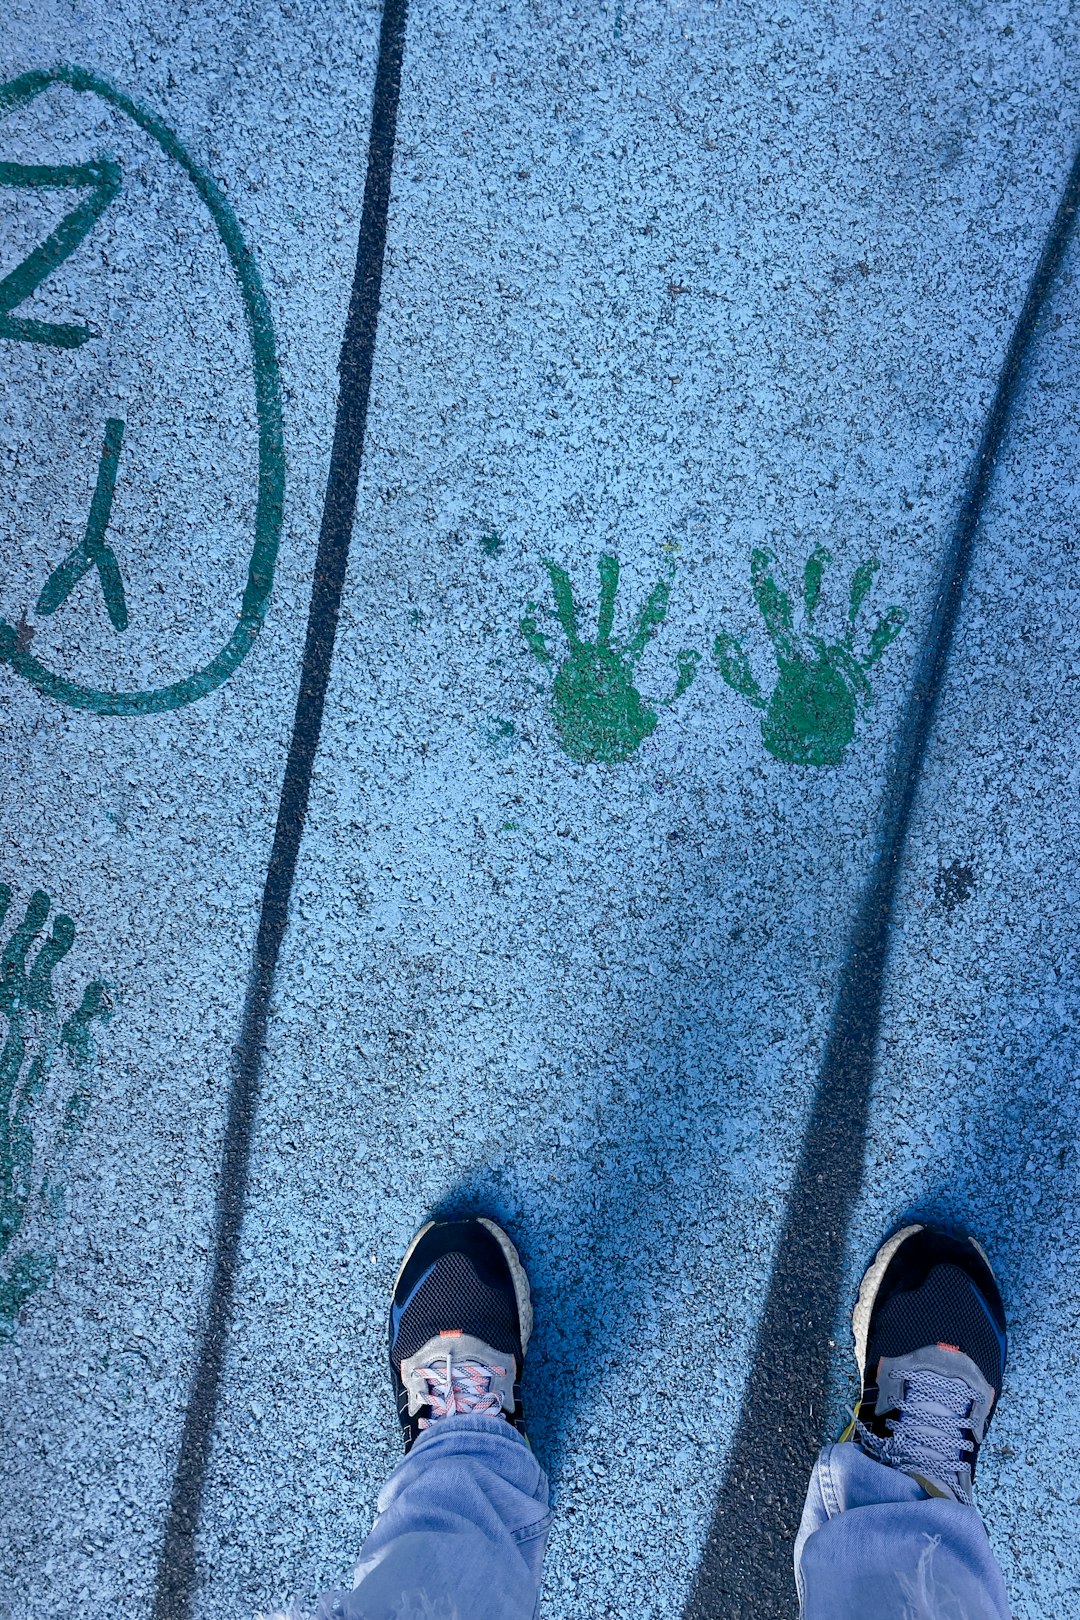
[848, 1223, 1007, 1505]
[388, 1217, 533, 1453]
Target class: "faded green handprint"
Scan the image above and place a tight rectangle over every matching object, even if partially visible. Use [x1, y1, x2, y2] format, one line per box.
[521, 555, 700, 763]
[714, 547, 907, 766]
[0, 884, 111, 1336]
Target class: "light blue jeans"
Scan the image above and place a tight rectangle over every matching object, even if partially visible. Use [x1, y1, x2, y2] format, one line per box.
[317, 1422, 1009, 1620]
[796, 1442, 1010, 1619]
[318, 1416, 551, 1620]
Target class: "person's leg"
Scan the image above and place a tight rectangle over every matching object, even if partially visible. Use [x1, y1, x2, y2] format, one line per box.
[795, 1223, 1011, 1620]
[795, 1440, 1010, 1619]
[318, 1218, 550, 1620]
[321, 1414, 548, 1620]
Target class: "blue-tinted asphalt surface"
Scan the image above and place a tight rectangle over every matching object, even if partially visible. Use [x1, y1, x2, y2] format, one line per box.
[2, 4, 1079, 1618]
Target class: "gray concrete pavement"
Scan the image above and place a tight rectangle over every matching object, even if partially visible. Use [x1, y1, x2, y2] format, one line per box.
[1, 2, 1078, 1617]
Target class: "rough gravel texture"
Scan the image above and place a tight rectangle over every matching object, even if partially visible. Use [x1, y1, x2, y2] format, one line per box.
[1, 2, 1078, 1618]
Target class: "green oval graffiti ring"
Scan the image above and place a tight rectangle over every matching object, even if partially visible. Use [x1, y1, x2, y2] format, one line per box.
[0, 64, 284, 715]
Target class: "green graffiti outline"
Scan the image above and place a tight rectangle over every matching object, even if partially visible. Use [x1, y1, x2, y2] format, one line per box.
[713, 546, 907, 766]
[0, 155, 122, 348]
[0, 64, 284, 715]
[521, 553, 701, 764]
[0, 883, 112, 1336]
[37, 416, 129, 630]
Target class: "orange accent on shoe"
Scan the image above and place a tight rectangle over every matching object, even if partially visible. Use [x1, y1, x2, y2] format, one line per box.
[441, 1329, 463, 1338]
[936, 1342, 961, 1353]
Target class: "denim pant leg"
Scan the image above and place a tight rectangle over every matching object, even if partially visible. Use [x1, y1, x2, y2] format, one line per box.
[317, 1415, 551, 1620]
[794, 1441, 1011, 1620]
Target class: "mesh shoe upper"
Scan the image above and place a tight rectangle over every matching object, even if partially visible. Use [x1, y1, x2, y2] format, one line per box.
[391, 1243, 522, 1366]
[862, 1230, 1006, 1395]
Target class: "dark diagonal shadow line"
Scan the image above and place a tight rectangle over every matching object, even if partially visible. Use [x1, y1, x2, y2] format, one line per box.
[684, 146, 1080, 1620]
[150, 4, 409, 1614]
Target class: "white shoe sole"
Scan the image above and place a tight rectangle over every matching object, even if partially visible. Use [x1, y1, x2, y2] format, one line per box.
[392, 1217, 534, 1355]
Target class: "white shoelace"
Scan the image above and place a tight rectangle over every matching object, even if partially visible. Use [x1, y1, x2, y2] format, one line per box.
[856, 1367, 979, 1505]
[413, 1352, 506, 1431]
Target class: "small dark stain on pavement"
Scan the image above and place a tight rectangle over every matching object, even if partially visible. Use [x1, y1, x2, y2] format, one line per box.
[934, 859, 976, 911]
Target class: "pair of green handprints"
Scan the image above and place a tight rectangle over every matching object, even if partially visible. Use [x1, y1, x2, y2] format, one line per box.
[521, 548, 907, 766]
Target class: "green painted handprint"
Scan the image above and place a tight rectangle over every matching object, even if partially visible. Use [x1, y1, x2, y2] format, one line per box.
[0, 884, 111, 1336]
[521, 555, 699, 763]
[714, 547, 907, 766]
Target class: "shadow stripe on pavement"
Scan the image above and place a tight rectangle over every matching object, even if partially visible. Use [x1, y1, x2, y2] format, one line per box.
[684, 140, 1080, 1620]
[151, 3, 410, 1614]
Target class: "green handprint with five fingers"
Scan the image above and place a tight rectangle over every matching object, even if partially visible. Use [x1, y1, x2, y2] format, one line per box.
[0, 884, 111, 1336]
[521, 555, 700, 763]
[714, 547, 907, 766]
